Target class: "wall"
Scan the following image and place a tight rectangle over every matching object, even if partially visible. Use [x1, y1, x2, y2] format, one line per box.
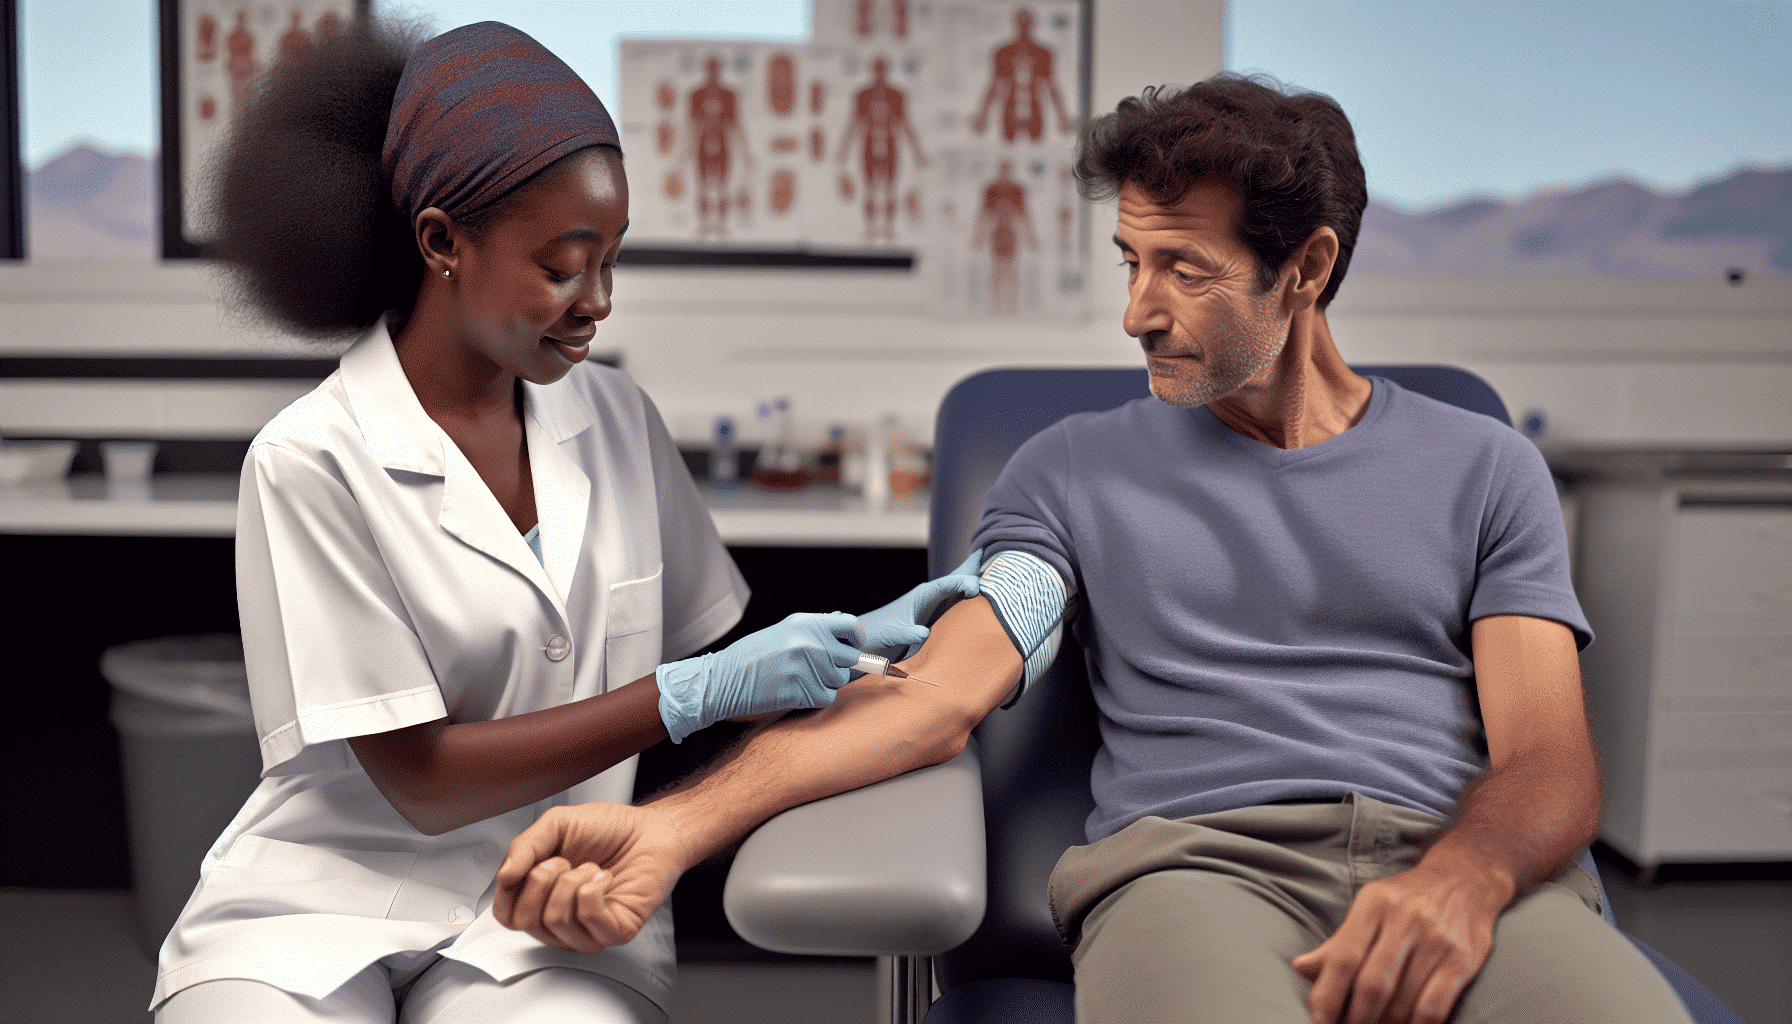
[2, 0, 1789, 452]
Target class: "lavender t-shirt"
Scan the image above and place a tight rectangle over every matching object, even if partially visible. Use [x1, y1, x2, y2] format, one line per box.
[971, 377, 1591, 843]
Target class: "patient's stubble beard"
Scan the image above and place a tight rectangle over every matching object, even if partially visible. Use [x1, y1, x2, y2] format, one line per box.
[1146, 289, 1289, 410]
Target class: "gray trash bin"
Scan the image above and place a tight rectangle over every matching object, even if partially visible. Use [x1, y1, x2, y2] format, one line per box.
[103, 633, 263, 959]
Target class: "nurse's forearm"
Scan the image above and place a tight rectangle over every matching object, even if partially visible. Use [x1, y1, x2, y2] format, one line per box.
[349, 673, 667, 836]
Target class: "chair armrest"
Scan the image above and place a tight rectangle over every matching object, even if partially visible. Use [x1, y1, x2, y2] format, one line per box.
[723, 741, 987, 957]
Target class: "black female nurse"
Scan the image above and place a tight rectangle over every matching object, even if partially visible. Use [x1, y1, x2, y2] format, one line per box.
[150, 21, 975, 1023]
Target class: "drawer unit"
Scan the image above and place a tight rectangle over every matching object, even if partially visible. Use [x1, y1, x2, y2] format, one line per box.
[1575, 479, 1792, 870]
[1661, 636, 1792, 709]
[1670, 509, 1792, 636]
[1649, 767, 1792, 859]
[1656, 711, 1792, 769]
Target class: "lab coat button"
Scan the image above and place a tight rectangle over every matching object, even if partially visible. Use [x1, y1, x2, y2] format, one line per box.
[450, 906, 474, 925]
[545, 635, 571, 661]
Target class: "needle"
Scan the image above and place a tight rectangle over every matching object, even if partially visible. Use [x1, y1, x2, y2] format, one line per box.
[880, 662, 943, 688]
[851, 652, 942, 687]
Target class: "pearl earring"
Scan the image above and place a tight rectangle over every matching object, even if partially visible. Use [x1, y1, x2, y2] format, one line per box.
[442, 269, 452, 278]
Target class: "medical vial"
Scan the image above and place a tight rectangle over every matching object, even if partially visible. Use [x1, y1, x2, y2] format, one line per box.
[753, 398, 809, 491]
[711, 415, 739, 488]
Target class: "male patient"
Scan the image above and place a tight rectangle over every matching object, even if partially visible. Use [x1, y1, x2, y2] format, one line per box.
[494, 76, 1693, 1024]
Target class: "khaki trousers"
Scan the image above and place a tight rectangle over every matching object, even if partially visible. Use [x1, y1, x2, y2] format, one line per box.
[1048, 793, 1693, 1024]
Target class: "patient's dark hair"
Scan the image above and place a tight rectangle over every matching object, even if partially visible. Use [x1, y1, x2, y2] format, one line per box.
[207, 18, 429, 340]
[1075, 74, 1367, 307]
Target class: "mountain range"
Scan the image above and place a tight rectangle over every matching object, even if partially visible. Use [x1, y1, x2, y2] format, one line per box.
[21, 144, 1792, 277]
[1355, 166, 1792, 279]
[26, 144, 157, 261]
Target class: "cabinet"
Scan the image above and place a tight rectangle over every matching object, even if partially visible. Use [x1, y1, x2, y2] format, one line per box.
[1575, 477, 1792, 870]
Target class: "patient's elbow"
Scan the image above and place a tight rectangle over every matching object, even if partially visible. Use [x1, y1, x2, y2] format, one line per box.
[917, 701, 980, 767]
[869, 695, 976, 771]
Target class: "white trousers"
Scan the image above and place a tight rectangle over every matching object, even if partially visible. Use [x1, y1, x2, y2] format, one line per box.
[155, 957, 666, 1024]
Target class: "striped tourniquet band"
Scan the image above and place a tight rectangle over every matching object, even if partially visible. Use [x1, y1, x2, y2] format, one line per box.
[979, 550, 1068, 708]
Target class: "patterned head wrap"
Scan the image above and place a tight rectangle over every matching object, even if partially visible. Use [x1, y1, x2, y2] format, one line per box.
[382, 22, 620, 224]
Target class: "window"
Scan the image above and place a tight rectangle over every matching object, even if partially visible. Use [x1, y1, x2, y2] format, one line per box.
[1226, 0, 1792, 280]
[17, 0, 157, 261]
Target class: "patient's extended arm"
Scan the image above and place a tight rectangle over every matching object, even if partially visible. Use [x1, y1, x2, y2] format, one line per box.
[494, 596, 1024, 952]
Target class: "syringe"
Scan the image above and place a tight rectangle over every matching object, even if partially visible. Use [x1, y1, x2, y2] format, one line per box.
[851, 652, 942, 687]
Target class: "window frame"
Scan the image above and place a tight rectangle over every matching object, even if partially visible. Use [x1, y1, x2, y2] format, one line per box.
[1, 0, 23, 259]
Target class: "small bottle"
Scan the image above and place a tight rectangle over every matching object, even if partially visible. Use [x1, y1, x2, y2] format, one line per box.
[770, 398, 798, 472]
[883, 414, 927, 501]
[863, 418, 891, 511]
[711, 415, 739, 488]
[814, 423, 845, 482]
[841, 425, 866, 491]
[752, 397, 809, 491]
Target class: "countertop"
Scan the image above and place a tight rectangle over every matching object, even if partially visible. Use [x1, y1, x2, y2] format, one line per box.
[0, 473, 930, 546]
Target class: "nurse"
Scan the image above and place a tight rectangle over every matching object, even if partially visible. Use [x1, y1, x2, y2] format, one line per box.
[151, 19, 975, 1024]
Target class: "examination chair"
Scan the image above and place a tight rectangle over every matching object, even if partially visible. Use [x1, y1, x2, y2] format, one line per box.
[724, 367, 1743, 1024]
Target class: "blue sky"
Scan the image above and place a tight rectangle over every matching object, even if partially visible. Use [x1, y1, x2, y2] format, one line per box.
[1226, 0, 1792, 211]
[21, 0, 1792, 213]
[20, 0, 158, 168]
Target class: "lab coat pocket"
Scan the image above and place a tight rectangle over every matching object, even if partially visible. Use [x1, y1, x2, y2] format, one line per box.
[209, 835, 415, 919]
[604, 565, 664, 691]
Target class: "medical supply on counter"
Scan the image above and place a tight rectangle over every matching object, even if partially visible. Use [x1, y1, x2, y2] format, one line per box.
[814, 424, 846, 482]
[102, 440, 159, 487]
[711, 415, 740, 488]
[0, 438, 78, 486]
[851, 651, 941, 687]
[753, 397, 810, 491]
[861, 418, 891, 509]
[890, 448, 929, 497]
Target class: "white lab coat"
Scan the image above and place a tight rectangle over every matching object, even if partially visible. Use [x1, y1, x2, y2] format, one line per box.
[151, 326, 747, 1013]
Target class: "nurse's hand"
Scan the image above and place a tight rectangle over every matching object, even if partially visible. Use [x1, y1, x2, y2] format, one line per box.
[495, 802, 681, 953]
[854, 548, 983, 663]
[655, 611, 861, 743]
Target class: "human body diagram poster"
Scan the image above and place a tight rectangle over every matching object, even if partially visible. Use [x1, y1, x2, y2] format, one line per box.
[619, 43, 930, 251]
[620, 0, 1088, 319]
[173, 1, 361, 246]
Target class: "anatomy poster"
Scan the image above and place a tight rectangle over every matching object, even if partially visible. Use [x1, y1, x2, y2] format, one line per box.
[811, 0, 939, 46]
[621, 41, 929, 252]
[921, 1, 1080, 151]
[173, 1, 360, 248]
[620, 42, 810, 247]
[621, 0, 1087, 317]
[920, 0, 1086, 317]
[807, 46, 930, 249]
[929, 149, 1084, 318]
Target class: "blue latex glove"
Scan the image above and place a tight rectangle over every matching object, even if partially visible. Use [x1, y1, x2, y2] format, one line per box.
[854, 548, 984, 663]
[656, 611, 861, 743]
